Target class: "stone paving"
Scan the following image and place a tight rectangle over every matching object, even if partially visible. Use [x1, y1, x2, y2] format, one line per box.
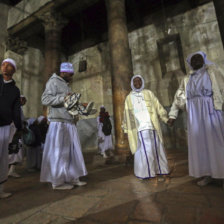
[0, 149, 224, 224]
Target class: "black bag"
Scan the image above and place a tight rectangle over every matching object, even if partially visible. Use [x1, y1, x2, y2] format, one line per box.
[102, 117, 112, 136]
[22, 127, 36, 146]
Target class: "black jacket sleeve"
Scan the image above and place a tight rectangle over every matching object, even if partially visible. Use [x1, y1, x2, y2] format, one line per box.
[12, 89, 22, 130]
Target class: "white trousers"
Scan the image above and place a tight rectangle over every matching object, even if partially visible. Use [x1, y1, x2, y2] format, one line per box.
[0, 125, 11, 183]
[40, 122, 87, 186]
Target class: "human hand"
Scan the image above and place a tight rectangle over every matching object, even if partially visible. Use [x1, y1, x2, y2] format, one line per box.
[167, 118, 175, 127]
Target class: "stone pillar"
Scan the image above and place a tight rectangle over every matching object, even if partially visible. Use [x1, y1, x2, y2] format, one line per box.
[39, 10, 67, 115]
[213, 0, 224, 48]
[40, 10, 67, 84]
[106, 0, 133, 156]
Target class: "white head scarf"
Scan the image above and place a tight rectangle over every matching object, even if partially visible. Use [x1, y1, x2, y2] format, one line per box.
[131, 75, 145, 92]
[186, 51, 213, 70]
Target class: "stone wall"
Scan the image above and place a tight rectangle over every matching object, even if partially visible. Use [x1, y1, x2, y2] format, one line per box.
[69, 42, 113, 151]
[22, 48, 44, 118]
[7, 0, 52, 28]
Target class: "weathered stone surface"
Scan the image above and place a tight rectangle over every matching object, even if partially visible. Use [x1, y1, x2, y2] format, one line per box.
[199, 208, 224, 224]
[164, 207, 198, 224]
[131, 199, 163, 223]
[22, 212, 73, 224]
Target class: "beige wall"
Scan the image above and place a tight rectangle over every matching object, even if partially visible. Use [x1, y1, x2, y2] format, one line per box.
[22, 48, 44, 118]
[7, 0, 52, 28]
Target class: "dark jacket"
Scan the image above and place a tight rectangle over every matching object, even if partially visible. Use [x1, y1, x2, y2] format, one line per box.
[0, 75, 22, 130]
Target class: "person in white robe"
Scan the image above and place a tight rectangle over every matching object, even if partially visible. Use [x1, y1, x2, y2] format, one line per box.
[122, 75, 169, 180]
[40, 62, 87, 190]
[168, 51, 224, 187]
[97, 106, 113, 158]
[0, 58, 22, 199]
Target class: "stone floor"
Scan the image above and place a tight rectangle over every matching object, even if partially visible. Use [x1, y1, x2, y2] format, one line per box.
[0, 149, 224, 224]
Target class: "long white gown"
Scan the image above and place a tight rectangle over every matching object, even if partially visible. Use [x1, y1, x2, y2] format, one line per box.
[40, 122, 87, 186]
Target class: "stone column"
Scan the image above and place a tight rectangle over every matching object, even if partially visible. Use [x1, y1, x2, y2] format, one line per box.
[40, 10, 67, 84]
[39, 10, 67, 115]
[213, 0, 224, 48]
[106, 0, 133, 156]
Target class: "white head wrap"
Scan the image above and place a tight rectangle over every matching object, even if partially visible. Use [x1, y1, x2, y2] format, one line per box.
[60, 62, 74, 73]
[2, 58, 17, 71]
[131, 75, 145, 92]
[186, 51, 213, 70]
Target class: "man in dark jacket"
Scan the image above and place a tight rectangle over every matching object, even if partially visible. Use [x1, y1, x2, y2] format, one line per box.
[0, 58, 21, 199]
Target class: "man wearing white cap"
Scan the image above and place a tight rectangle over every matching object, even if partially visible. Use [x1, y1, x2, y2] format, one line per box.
[0, 58, 22, 198]
[40, 62, 87, 190]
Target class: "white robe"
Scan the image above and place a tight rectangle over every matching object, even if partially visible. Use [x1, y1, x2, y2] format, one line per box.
[40, 122, 87, 186]
[0, 125, 11, 184]
[131, 92, 169, 178]
[97, 116, 113, 153]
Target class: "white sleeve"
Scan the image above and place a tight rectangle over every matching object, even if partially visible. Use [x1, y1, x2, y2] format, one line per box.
[169, 78, 186, 119]
[41, 81, 65, 106]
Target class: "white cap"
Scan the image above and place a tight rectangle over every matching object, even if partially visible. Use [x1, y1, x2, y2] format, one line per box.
[2, 58, 17, 71]
[60, 62, 74, 73]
